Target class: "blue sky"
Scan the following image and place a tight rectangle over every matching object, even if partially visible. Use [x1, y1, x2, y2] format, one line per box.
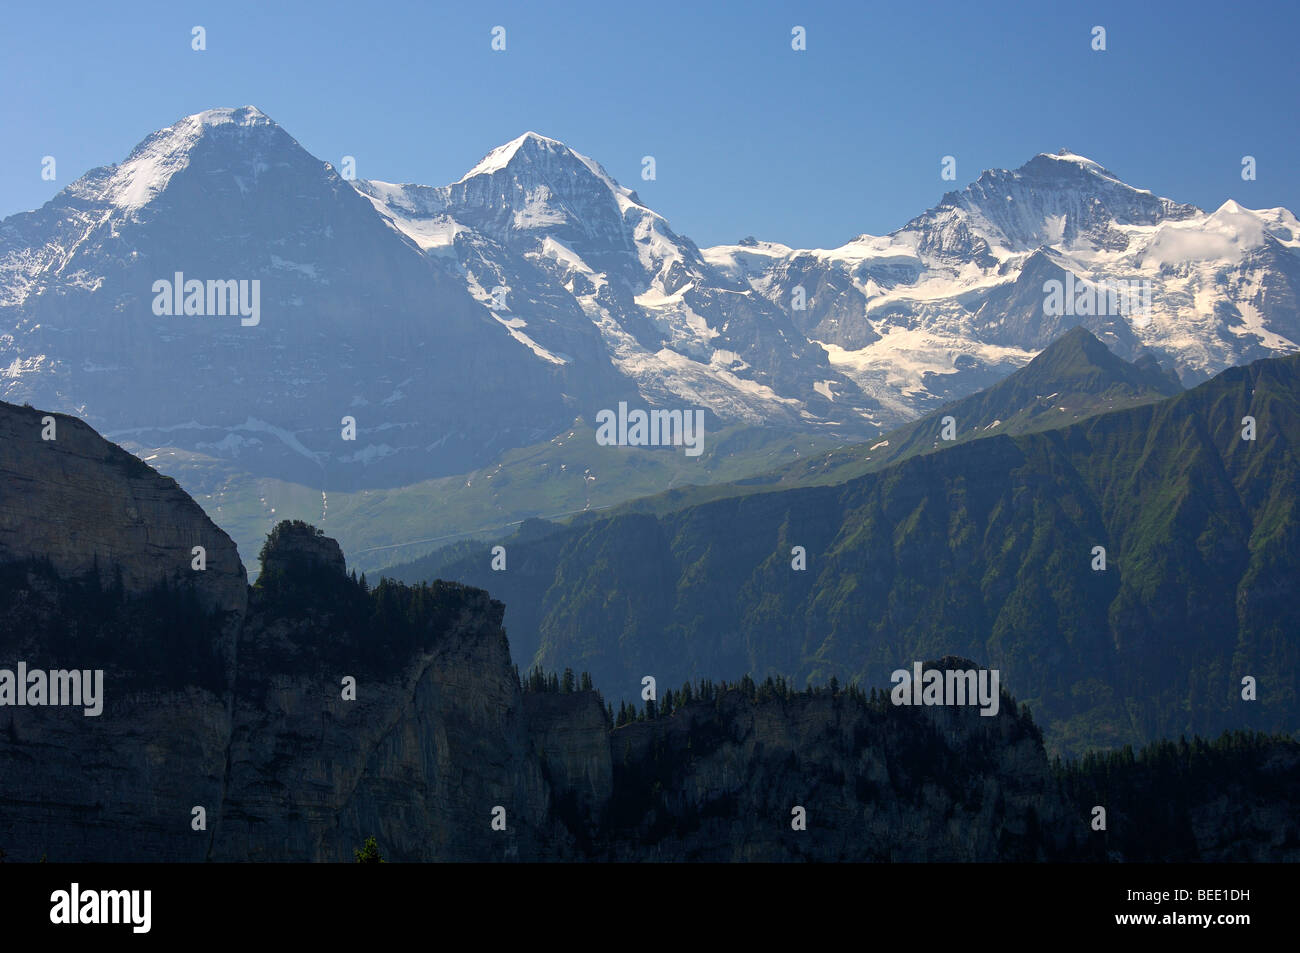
[3, 0, 1297, 248]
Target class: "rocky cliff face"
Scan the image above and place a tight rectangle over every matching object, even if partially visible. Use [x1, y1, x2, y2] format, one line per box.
[214, 578, 556, 862]
[0, 401, 246, 618]
[523, 690, 614, 844]
[593, 685, 1067, 862]
[256, 520, 346, 578]
[0, 406, 1295, 861]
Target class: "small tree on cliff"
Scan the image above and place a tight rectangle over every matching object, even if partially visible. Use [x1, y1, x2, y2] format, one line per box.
[353, 836, 385, 863]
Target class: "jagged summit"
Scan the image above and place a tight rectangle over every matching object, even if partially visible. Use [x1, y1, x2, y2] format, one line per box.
[1003, 325, 1182, 398]
[1040, 149, 1116, 177]
[449, 130, 643, 215]
[863, 149, 1206, 270]
[70, 105, 301, 213]
[187, 104, 274, 126]
[3, 107, 1297, 530]
[456, 130, 572, 182]
[125, 104, 281, 157]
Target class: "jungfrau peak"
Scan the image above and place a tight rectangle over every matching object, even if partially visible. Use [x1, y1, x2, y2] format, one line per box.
[2, 110, 1297, 506]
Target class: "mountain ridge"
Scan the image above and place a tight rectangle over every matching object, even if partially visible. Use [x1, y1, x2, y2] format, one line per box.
[3, 106, 1297, 572]
[537, 326, 1186, 518]
[392, 346, 1300, 755]
[0, 401, 1294, 860]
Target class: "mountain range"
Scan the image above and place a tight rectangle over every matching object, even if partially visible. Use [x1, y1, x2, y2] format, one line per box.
[0, 399, 1294, 861]
[392, 336, 1300, 756]
[3, 107, 1298, 569]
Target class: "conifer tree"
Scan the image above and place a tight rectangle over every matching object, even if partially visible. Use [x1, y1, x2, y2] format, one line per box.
[353, 836, 385, 863]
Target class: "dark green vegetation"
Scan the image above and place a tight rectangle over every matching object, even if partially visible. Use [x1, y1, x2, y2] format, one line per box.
[0, 558, 231, 693]
[1058, 730, 1300, 862]
[2, 512, 1296, 861]
[394, 343, 1300, 756]
[519, 660, 1299, 862]
[247, 520, 496, 679]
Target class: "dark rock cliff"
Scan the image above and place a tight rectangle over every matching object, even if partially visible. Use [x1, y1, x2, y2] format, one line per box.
[0, 401, 1295, 862]
[0, 401, 246, 617]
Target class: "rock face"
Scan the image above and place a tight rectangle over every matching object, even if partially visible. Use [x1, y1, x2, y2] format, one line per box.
[590, 684, 1067, 863]
[0, 400, 246, 617]
[0, 108, 577, 490]
[0, 681, 233, 861]
[0, 413, 1296, 861]
[523, 690, 614, 840]
[213, 583, 556, 862]
[257, 520, 346, 579]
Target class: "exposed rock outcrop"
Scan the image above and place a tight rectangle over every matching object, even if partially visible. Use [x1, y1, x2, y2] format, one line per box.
[257, 520, 346, 579]
[0, 406, 1295, 862]
[0, 401, 246, 618]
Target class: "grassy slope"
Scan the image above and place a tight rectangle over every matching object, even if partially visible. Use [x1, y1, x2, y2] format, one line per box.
[125, 421, 846, 577]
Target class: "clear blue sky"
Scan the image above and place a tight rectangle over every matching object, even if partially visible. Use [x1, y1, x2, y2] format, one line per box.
[3, 0, 1297, 248]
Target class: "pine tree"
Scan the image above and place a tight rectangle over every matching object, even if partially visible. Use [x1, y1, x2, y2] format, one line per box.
[353, 836, 385, 863]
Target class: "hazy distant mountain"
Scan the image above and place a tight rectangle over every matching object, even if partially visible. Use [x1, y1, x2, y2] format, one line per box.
[610, 326, 1186, 506]
[354, 131, 875, 429]
[395, 347, 1300, 756]
[0, 107, 579, 490]
[3, 111, 1297, 563]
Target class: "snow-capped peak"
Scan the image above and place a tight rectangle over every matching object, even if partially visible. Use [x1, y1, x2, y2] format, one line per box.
[1040, 149, 1111, 175]
[452, 132, 643, 210]
[457, 131, 567, 182]
[96, 106, 284, 212]
[904, 151, 1203, 254]
[188, 105, 274, 128]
